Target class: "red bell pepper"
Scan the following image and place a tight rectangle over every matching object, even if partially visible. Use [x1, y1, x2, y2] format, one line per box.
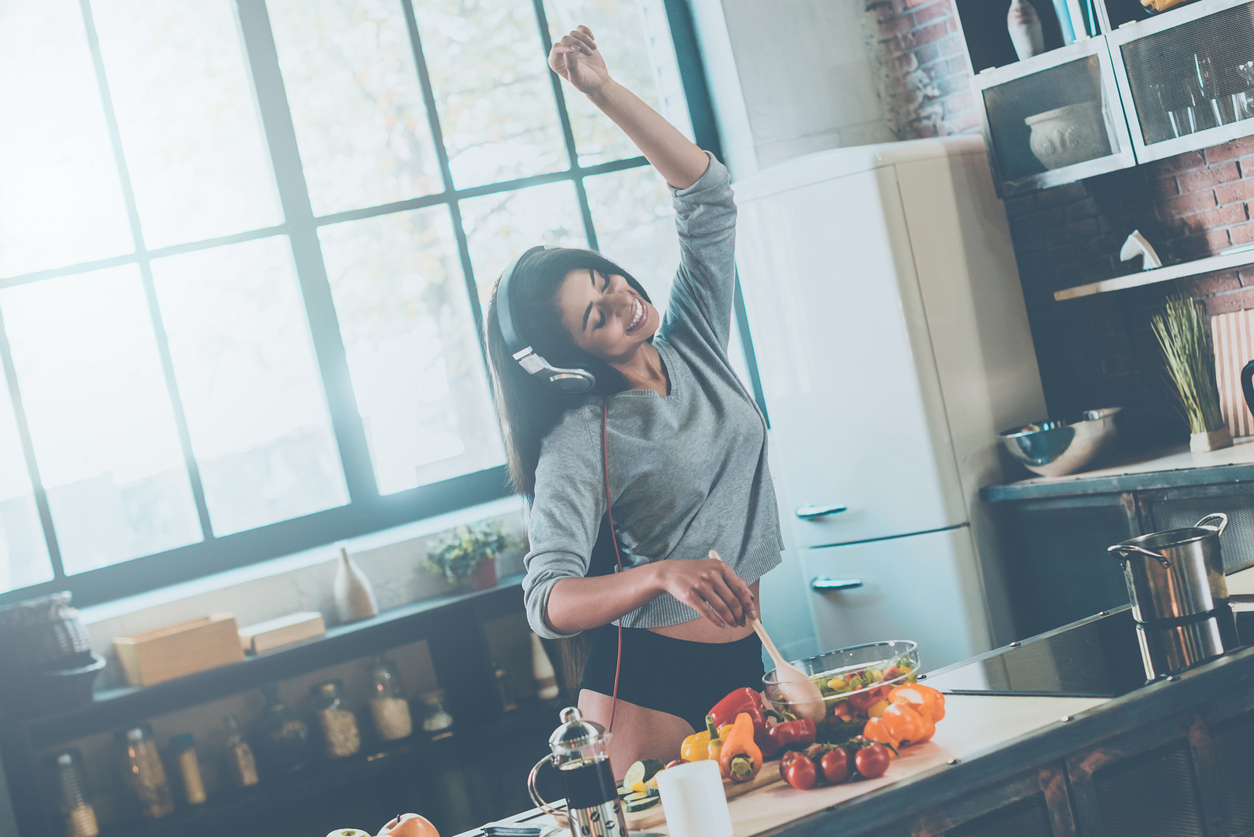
[709, 688, 771, 755]
[762, 717, 816, 759]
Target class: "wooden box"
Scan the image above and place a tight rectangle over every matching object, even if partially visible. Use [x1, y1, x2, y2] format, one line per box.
[238, 612, 326, 655]
[113, 614, 245, 687]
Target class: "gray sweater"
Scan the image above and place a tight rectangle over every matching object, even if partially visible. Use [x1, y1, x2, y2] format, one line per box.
[522, 153, 783, 639]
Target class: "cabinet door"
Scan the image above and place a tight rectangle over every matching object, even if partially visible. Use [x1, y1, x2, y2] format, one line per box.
[1109, 0, 1254, 163]
[799, 526, 982, 671]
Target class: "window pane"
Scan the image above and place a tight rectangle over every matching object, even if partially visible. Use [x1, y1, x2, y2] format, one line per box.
[152, 237, 349, 536]
[585, 165, 679, 309]
[0, 364, 53, 594]
[0, 0, 131, 278]
[91, 0, 282, 249]
[461, 182, 588, 303]
[1, 268, 202, 575]
[268, 0, 443, 217]
[419, 0, 566, 187]
[319, 208, 504, 495]
[543, 0, 694, 166]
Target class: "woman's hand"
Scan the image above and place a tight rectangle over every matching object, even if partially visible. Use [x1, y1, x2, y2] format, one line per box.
[549, 25, 609, 96]
[651, 557, 758, 629]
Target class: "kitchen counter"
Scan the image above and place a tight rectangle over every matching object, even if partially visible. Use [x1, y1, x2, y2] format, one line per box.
[982, 436, 1254, 502]
[455, 575, 1254, 837]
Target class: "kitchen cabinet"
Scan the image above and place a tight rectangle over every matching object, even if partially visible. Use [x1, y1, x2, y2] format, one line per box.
[983, 444, 1254, 637]
[957, 0, 1254, 195]
[0, 577, 555, 837]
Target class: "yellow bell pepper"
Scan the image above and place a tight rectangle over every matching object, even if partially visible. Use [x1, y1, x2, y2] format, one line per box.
[680, 715, 732, 762]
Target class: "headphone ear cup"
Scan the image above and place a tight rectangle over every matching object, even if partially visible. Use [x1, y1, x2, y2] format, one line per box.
[544, 367, 597, 393]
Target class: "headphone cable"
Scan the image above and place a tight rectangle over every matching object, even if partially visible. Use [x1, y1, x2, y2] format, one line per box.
[602, 397, 624, 733]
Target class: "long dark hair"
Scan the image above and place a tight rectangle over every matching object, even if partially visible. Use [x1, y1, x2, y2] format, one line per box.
[484, 246, 652, 496]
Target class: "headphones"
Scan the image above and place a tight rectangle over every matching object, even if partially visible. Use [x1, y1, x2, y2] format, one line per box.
[496, 245, 597, 393]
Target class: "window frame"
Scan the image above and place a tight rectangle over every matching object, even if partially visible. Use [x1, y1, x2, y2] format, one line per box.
[0, 0, 762, 608]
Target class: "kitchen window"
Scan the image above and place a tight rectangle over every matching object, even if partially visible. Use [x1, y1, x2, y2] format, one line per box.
[0, 0, 710, 605]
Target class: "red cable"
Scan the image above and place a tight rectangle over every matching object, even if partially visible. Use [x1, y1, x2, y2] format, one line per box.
[603, 397, 624, 733]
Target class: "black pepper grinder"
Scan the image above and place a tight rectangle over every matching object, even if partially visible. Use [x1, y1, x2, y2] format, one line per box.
[527, 707, 627, 837]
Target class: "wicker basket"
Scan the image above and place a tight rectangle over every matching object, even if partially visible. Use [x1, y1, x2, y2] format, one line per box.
[0, 592, 93, 672]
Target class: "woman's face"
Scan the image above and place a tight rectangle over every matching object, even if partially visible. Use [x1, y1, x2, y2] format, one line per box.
[552, 268, 658, 362]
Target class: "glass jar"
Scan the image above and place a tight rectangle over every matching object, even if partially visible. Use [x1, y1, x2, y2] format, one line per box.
[113, 725, 173, 820]
[47, 748, 99, 837]
[312, 680, 361, 758]
[367, 654, 412, 741]
[168, 733, 206, 806]
[419, 688, 454, 740]
[224, 714, 259, 788]
[251, 682, 313, 776]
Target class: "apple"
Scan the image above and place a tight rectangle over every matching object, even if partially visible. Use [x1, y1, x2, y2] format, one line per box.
[377, 813, 440, 837]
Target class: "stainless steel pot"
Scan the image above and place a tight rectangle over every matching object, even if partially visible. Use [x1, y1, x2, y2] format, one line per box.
[1107, 513, 1230, 622]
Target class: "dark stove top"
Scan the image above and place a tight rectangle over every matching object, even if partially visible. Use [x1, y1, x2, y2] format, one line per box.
[922, 605, 1254, 698]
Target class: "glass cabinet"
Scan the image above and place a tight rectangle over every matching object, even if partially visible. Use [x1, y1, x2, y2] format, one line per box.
[978, 40, 1135, 194]
[956, 0, 1254, 195]
[1110, 0, 1254, 161]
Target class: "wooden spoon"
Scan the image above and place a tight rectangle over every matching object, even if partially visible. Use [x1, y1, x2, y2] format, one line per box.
[708, 550, 826, 721]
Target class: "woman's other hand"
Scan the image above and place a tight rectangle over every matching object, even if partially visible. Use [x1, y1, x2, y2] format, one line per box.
[549, 25, 609, 95]
[651, 556, 758, 629]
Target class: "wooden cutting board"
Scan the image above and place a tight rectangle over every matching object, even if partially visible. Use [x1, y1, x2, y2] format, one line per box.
[552, 763, 784, 830]
[1210, 308, 1254, 438]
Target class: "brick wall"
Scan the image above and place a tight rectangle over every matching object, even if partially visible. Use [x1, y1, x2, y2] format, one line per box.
[1006, 139, 1254, 449]
[869, 0, 1254, 450]
[867, 0, 981, 138]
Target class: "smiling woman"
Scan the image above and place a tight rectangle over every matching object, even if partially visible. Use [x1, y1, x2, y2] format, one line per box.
[0, 0, 712, 605]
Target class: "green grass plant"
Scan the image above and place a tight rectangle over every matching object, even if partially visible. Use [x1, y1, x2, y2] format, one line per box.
[1151, 296, 1224, 434]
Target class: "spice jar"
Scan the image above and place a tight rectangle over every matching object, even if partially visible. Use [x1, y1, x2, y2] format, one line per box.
[168, 734, 206, 806]
[251, 682, 313, 776]
[419, 689, 454, 740]
[113, 724, 173, 820]
[47, 748, 99, 837]
[367, 654, 412, 741]
[224, 714, 259, 788]
[312, 680, 361, 758]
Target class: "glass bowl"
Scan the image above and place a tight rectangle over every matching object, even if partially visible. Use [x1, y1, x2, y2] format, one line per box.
[762, 641, 920, 724]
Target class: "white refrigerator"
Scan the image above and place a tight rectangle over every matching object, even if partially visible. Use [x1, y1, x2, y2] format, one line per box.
[734, 136, 1046, 671]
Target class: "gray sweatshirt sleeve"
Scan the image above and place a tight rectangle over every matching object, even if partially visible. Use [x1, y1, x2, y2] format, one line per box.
[663, 151, 737, 351]
[521, 406, 607, 639]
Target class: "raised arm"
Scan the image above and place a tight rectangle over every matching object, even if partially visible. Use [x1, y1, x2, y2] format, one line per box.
[550, 26, 709, 190]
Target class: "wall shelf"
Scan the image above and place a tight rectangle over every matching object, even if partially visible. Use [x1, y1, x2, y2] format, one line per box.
[1052, 248, 1254, 299]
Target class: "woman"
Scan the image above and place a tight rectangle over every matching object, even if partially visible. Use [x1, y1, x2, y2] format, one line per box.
[484, 25, 783, 769]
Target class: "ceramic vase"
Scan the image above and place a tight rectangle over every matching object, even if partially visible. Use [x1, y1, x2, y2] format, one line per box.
[1008, 0, 1045, 61]
[333, 547, 378, 623]
[469, 558, 498, 591]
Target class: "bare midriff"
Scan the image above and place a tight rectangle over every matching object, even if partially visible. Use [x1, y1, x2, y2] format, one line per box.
[645, 580, 760, 644]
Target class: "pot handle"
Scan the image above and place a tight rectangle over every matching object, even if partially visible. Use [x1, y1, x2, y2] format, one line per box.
[1195, 512, 1228, 536]
[1108, 543, 1172, 568]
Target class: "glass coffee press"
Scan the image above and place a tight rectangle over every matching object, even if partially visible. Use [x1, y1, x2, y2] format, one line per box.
[527, 707, 628, 837]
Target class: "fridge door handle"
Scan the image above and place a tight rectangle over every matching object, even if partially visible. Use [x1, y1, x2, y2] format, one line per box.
[811, 577, 864, 591]
[796, 504, 847, 520]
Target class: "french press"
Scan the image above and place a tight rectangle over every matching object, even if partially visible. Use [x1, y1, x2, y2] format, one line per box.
[527, 707, 628, 837]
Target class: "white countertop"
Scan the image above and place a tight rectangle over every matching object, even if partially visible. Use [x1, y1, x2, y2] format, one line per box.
[999, 435, 1254, 491]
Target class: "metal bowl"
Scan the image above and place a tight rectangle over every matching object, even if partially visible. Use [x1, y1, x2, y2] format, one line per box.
[999, 407, 1121, 477]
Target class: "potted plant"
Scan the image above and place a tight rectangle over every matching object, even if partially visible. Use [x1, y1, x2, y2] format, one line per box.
[1152, 296, 1232, 453]
[425, 522, 519, 591]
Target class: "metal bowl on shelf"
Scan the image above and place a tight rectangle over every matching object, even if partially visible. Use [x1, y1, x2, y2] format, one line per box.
[999, 407, 1121, 477]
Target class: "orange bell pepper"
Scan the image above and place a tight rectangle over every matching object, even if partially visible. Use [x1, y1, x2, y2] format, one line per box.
[888, 683, 946, 723]
[883, 702, 933, 744]
[718, 712, 763, 783]
[862, 716, 900, 750]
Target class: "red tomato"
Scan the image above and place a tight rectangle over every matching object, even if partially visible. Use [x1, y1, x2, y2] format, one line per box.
[779, 750, 802, 781]
[783, 754, 818, 790]
[819, 749, 850, 784]
[854, 744, 891, 779]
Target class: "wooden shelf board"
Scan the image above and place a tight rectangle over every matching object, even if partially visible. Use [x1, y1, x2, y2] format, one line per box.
[1053, 249, 1254, 301]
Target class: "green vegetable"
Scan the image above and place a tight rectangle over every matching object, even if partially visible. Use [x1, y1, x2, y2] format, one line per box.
[625, 796, 661, 813]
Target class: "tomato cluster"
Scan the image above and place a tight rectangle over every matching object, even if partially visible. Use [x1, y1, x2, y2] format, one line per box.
[778, 741, 891, 790]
